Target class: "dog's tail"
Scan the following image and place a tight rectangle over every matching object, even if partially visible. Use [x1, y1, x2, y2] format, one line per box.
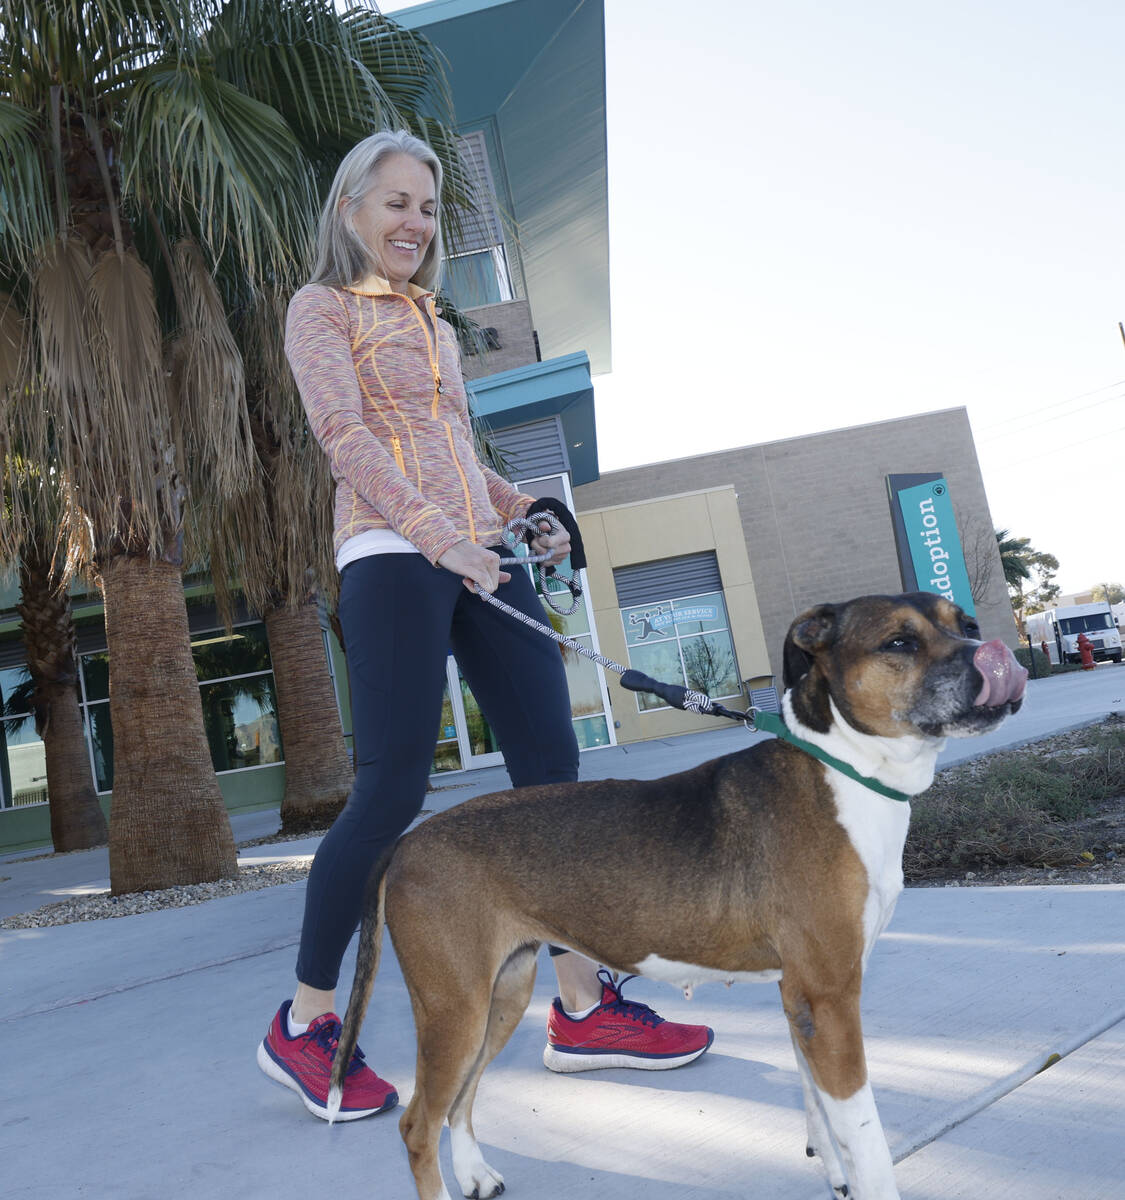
[327, 843, 396, 1124]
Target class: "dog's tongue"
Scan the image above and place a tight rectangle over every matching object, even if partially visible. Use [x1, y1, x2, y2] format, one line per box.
[973, 640, 1028, 707]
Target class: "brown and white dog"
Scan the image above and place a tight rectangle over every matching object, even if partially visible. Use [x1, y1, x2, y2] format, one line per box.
[329, 593, 1027, 1200]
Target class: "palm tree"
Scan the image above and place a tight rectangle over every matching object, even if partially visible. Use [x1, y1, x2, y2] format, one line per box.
[995, 529, 1033, 590]
[0, 0, 476, 890]
[15, 537, 110, 850]
[1, 310, 108, 849]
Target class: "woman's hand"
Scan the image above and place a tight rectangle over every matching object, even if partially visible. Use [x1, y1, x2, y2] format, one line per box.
[528, 518, 571, 567]
[438, 539, 510, 593]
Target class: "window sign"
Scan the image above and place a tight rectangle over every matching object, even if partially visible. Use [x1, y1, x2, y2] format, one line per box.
[620, 591, 741, 713]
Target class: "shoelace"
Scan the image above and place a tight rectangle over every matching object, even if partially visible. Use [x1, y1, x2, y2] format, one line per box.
[305, 1017, 368, 1076]
[597, 969, 664, 1028]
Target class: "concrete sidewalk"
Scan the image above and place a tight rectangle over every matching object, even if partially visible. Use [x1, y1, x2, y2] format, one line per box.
[2, 664, 1123, 1199]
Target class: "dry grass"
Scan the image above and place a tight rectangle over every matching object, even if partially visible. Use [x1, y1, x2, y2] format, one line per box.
[905, 714, 1125, 879]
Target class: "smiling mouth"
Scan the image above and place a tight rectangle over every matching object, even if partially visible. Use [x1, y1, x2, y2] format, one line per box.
[390, 240, 419, 252]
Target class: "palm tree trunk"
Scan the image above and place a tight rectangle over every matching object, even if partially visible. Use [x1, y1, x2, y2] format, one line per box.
[264, 601, 353, 832]
[16, 545, 108, 852]
[104, 553, 237, 894]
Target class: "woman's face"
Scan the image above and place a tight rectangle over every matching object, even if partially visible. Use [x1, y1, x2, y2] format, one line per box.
[350, 152, 437, 293]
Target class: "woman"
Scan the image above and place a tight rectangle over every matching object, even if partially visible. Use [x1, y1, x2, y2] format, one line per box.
[257, 130, 712, 1122]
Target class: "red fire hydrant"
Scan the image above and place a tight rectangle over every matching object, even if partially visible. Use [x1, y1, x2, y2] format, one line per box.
[1077, 632, 1096, 670]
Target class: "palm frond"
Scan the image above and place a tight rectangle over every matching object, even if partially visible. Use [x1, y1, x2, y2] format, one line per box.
[0, 290, 28, 402]
[122, 57, 315, 284]
[79, 247, 179, 549]
[0, 101, 54, 259]
[0, 290, 54, 567]
[207, 0, 397, 147]
[167, 238, 255, 497]
[343, 6, 451, 121]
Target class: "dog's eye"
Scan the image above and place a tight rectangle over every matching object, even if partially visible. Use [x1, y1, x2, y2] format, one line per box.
[882, 635, 918, 653]
[963, 620, 981, 640]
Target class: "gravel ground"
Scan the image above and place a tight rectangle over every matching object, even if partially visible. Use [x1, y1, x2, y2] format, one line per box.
[0, 859, 312, 930]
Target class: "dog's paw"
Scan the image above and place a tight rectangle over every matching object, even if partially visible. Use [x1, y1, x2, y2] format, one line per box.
[451, 1131, 505, 1200]
[806, 1139, 848, 1196]
[461, 1167, 504, 1200]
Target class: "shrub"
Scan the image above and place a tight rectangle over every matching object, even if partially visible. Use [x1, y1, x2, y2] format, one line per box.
[904, 715, 1125, 877]
[1012, 645, 1053, 676]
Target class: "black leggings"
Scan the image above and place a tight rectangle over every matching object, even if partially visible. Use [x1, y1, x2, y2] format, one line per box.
[295, 551, 580, 990]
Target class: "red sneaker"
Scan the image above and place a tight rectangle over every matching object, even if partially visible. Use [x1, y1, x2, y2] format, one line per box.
[544, 970, 714, 1072]
[257, 1000, 398, 1121]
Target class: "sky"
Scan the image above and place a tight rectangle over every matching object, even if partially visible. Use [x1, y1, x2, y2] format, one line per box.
[385, 0, 1124, 596]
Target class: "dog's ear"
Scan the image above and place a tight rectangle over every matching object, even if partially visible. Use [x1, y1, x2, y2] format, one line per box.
[782, 605, 838, 689]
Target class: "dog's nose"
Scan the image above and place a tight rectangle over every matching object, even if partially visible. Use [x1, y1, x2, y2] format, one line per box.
[972, 639, 1029, 707]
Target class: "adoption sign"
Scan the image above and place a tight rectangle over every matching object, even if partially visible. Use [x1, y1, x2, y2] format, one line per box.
[887, 475, 976, 617]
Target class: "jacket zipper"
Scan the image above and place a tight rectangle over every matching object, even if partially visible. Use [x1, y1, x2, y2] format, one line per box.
[391, 434, 405, 473]
[399, 294, 476, 541]
[403, 295, 443, 415]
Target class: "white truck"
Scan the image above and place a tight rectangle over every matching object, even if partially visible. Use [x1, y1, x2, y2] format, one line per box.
[1025, 602, 1123, 665]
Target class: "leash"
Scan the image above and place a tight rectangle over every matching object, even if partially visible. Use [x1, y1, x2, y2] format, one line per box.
[480, 514, 912, 804]
[498, 515, 583, 616]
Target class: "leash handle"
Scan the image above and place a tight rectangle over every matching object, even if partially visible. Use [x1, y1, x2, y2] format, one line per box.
[619, 669, 750, 720]
[500, 512, 582, 616]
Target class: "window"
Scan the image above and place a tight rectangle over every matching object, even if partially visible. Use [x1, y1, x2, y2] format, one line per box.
[619, 589, 741, 714]
[443, 130, 514, 310]
[79, 622, 283, 793]
[1059, 613, 1114, 635]
[0, 665, 47, 809]
[540, 564, 611, 748]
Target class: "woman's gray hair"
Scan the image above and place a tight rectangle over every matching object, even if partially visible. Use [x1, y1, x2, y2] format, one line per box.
[309, 129, 444, 291]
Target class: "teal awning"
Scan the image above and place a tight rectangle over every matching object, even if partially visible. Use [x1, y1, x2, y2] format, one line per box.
[468, 352, 598, 484]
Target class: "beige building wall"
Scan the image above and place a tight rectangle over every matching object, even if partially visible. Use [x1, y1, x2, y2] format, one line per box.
[459, 299, 538, 380]
[575, 407, 1017, 683]
[579, 486, 771, 744]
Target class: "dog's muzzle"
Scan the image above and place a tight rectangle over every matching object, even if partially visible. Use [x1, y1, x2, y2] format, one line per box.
[972, 640, 1028, 709]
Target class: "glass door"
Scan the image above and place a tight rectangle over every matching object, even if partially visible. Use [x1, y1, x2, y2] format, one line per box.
[444, 656, 504, 769]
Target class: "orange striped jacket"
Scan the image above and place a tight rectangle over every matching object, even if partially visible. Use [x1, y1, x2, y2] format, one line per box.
[285, 280, 534, 565]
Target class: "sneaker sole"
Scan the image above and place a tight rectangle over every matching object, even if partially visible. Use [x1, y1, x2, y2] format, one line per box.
[542, 1031, 714, 1074]
[256, 1040, 398, 1121]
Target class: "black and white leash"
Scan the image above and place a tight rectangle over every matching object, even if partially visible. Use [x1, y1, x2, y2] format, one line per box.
[481, 513, 749, 722]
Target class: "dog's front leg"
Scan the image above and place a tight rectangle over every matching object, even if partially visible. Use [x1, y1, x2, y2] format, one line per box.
[782, 980, 900, 1200]
[788, 1029, 849, 1196]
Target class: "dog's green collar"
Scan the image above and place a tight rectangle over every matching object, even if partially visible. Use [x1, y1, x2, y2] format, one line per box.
[752, 710, 913, 803]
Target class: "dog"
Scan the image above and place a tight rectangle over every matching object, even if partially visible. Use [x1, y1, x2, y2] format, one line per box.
[329, 592, 1027, 1200]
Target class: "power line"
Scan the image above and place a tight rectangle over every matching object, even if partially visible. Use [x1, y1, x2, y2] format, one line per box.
[975, 378, 1125, 432]
[982, 423, 1125, 471]
[975, 390, 1125, 441]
